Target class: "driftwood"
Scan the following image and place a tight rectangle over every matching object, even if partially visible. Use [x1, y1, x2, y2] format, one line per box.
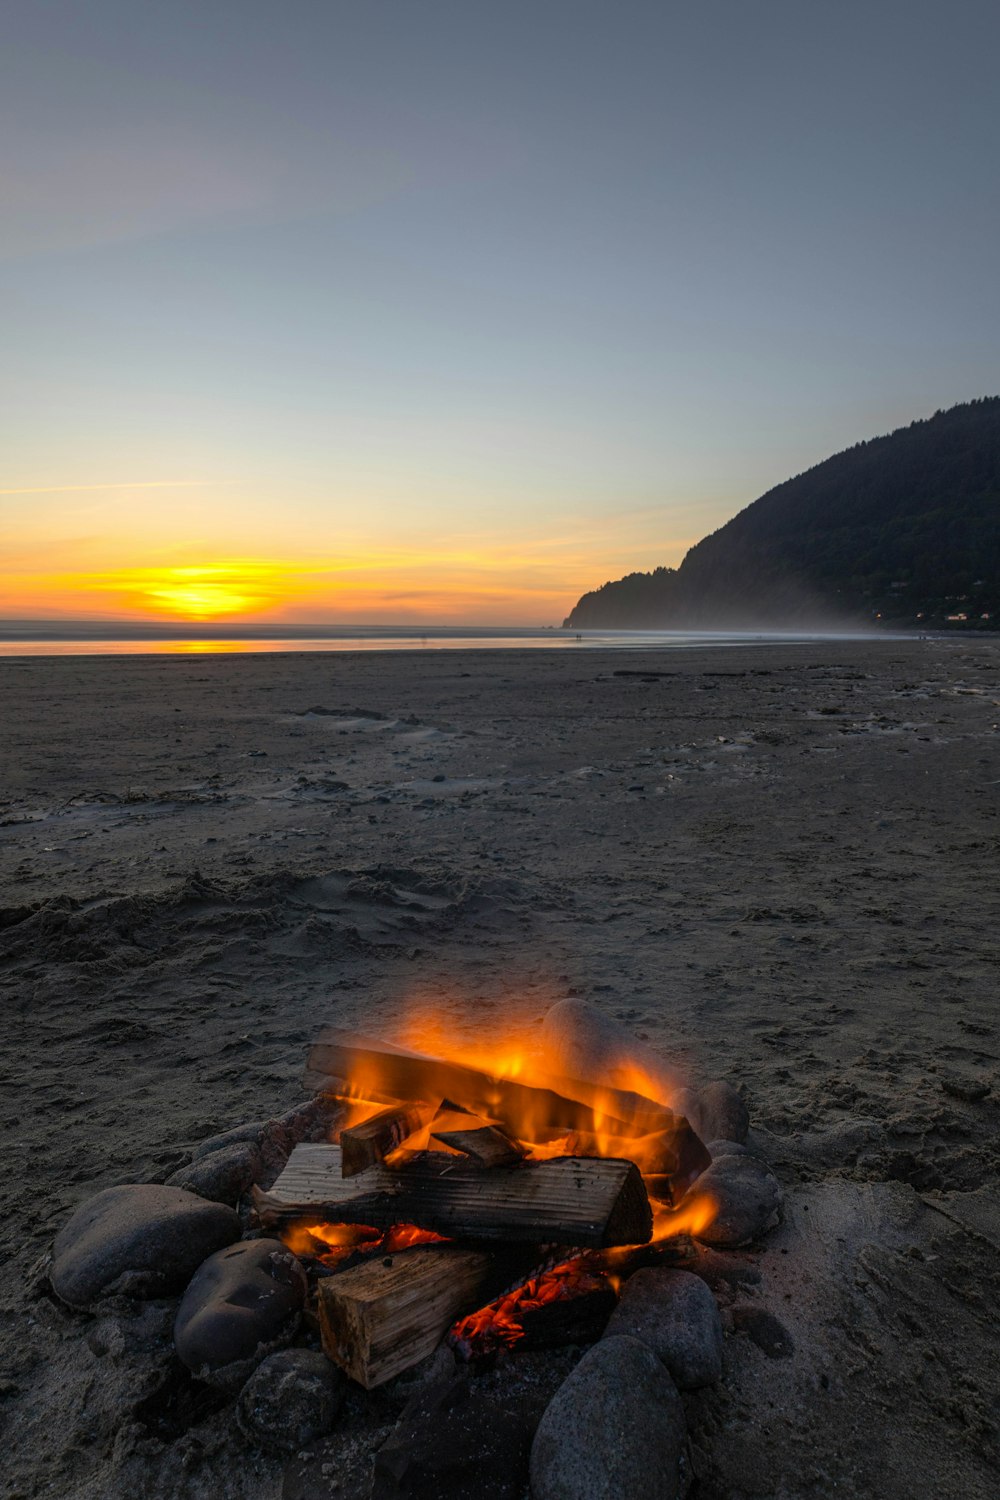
[431, 1122, 526, 1168]
[306, 1029, 671, 1139]
[254, 1142, 653, 1248]
[341, 1101, 439, 1177]
[318, 1245, 498, 1387]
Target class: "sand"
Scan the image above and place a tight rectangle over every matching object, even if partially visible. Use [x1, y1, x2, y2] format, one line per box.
[1, 636, 997, 1498]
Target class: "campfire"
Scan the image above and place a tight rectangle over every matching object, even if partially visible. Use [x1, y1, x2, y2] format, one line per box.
[46, 996, 783, 1494]
[252, 1017, 719, 1387]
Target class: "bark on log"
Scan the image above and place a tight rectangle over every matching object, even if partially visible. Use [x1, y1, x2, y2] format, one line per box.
[317, 1245, 497, 1387]
[254, 1143, 653, 1248]
[305, 1029, 669, 1139]
[341, 1101, 439, 1177]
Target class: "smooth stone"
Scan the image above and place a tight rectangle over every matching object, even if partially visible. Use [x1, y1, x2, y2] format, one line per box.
[51, 1185, 240, 1308]
[273, 1096, 344, 1144]
[706, 1139, 750, 1160]
[539, 997, 672, 1099]
[174, 1238, 307, 1387]
[190, 1121, 267, 1161]
[690, 1155, 783, 1247]
[604, 1267, 723, 1389]
[696, 1081, 750, 1144]
[236, 1349, 345, 1454]
[166, 1141, 263, 1204]
[529, 1335, 688, 1500]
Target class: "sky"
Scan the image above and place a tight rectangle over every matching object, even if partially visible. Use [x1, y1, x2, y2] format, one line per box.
[2, 0, 999, 625]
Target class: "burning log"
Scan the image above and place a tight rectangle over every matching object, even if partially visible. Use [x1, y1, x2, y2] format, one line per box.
[565, 1120, 710, 1205]
[449, 1256, 619, 1360]
[306, 1028, 672, 1139]
[254, 1143, 653, 1248]
[517, 1286, 617, 1350]
[341, 1101, 439, 1177]
[430, 1122, 527, 1168]
[317, 1245, 499, 1387]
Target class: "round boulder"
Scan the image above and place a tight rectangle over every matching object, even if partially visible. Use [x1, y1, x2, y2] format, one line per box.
[236, 1348, 345, 1453]
[174, 1237, 306, 1387]
[691, 1155, 783, 1247]
[539, 998, 672, 1098]
[695, 1081, 749, 1145]
[604, 1267, 723, 1389]
[51, 1185, 240, 1309]
[166, 1141, 263, 1205]
[706, 1139, 750, 1161]
[529, 1335, 688, 1500]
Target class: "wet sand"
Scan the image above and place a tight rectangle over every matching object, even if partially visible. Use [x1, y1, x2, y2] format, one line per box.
[1, 637, 998, 1498]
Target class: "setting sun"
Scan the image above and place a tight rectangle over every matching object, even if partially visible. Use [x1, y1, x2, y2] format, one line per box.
[138, 568, 272, 618]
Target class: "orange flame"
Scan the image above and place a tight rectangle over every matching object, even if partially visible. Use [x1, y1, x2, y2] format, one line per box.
[284, 1002, 720, 1357]
[449, 1257, 611, 1356]
[281, 1219, 448, 1267]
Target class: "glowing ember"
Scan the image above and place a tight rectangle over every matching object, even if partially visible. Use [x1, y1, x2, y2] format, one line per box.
[281, 1219, 449, 1267]
[449, 1258, 613, 1358]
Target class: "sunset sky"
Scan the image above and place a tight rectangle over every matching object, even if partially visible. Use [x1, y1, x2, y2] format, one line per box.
[3, 1, 998, 625]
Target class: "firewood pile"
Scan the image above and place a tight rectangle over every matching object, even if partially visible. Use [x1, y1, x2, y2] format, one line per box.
[253, 1025, 713, 1387]
[44, 1000, 785, 1499]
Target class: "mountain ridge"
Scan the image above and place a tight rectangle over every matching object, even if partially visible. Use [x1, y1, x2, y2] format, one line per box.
[564, 399, 1000, 630]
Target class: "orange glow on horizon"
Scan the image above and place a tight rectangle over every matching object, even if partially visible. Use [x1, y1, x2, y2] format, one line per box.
[1, 554, 601, 625]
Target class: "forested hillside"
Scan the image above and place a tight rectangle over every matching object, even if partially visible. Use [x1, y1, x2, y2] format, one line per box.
[565, 399, 1000, 629]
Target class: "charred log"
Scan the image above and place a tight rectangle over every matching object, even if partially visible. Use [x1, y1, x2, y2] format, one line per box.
[305, 1029, 670, 1140]
[341, 1101, 439, 1177]
[430, 1123, 526, 1168]
[254, 1143, 653, 1248]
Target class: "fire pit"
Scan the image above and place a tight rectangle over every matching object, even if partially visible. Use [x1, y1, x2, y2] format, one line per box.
[253, 1018, 719, 1387]
[45, 998, 784, 1499]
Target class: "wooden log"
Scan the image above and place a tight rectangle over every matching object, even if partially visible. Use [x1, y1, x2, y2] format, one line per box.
[305, 1028, 670, 1139]
[253, 1142, 653, 1248]
[430, 1123, 526, 1168]
[340, 1100, 439, 1177]
[318, 1245, 497, 1387]
[565, 1120, 711, 1205]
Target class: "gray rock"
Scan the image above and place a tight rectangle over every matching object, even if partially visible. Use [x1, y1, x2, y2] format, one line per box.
[604, 1268, 723, 1389]
[539, 998, 672, 1098]
[690, 1155, 783, 1247]
[706, 1139, 750, 1160]
[673, 1087, 700, 1129]
[174, 1237, 307, 1387]
[236, 1349, 345, 1454]
[529, 1335, 688, 1500]
[190, 1120, 267, 1161]
[696, 1081, 749, 1144]
[166, 1141, 263, 1204]
[272, 1096, 344, 1145]
[51, 1185, 240, 1308]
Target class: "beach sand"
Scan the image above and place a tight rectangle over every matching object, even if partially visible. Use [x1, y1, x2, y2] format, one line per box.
[1, 636, 997, 1498]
